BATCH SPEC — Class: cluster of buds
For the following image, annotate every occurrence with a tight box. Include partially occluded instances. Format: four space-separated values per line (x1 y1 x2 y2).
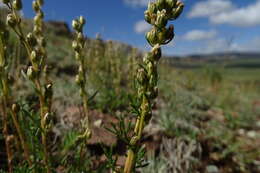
72 16 87 92
32 0 47 69
136 0 184 130
4 0 22 28
72 16 92 140
124 1 184 172
33 0 44 36
145 0 183 46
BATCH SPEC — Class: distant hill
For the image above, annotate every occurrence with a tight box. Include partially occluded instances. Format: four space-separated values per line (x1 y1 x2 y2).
166 52 260 60
163 52 260 69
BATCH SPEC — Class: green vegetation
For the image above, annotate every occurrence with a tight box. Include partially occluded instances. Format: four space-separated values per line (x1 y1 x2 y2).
0 0 259 173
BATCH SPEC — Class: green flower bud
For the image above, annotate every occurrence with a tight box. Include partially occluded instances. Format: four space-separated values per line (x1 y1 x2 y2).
85 129 92 139
6 14 17 28
144 10 151 24
143 52 152 64
75 74 84 86
72 19 80 31
79 16 86 26
72 40 81 52
77 32 85 44
137 68 147 85
151 44 162 61
34 15 41 26
30 50 37 63
44 83 53 100
27 66 36 80
147 2 157 14
38 37 46 47
157 28 167 45
171 1 184 20
38 10 44 19
137 87 145 98
13 0 23 11
12 103 20 113
33 26 42 35
32 1 40 12
147 61 154 76
26 33 37 47
75 52 81 61
155 10 167 28
145 28 158 46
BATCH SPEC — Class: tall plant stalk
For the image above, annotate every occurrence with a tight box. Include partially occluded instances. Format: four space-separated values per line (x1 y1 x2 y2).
0 23 14 173
123 0 184 172
3 0 53 172
72 16 92 143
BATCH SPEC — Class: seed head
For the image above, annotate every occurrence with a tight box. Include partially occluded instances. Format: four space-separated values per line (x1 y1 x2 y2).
79 16 86 26
13 0 23 11
137 68 147 85
6 14 17 28
147 2 157 14
171 1 184 20
146 28 158 46
72 19 81 31
26 33 37 47
151 44 161 61
32 1 40 12
27 66 36 80
72 40 81 52
155 10 167 28
12 103 20 113
31 50 37 63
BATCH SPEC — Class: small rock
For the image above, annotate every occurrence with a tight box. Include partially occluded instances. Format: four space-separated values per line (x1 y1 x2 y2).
247 131 256 138
238 129 245 135
206 165 219 173
94 119 102 127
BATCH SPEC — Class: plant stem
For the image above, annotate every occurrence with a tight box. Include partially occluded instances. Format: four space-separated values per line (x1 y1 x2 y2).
10 107 32 166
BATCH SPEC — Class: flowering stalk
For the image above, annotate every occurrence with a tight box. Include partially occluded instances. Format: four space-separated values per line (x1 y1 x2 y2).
3 0 53 172
72 16 92 142
11 104 32 166
123 0 184 172
0 19 14 173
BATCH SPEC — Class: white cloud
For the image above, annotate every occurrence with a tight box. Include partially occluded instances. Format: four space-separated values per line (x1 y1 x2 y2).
210 0 260 27
188 0 234 18
183 30 217 41
193 37 260 54
189 0 260 27
231 37 260 52
123 0 154 7
134 20 151 34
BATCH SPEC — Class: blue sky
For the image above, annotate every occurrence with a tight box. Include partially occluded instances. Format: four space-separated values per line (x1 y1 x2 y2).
2 0 260 55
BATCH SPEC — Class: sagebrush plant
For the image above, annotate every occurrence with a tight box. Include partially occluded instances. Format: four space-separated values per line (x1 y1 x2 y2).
2 0 53 172
123 0 184 172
